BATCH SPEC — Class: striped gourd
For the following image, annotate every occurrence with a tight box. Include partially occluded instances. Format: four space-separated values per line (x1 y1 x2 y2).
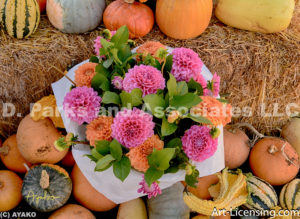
280 178 300 210
0 0 40 39
244 175 278 210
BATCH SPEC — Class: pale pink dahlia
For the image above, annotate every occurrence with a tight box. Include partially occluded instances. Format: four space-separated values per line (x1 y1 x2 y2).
122 65 165 96
111 108 155 148
94 30 117 56
171 48 203 82
138 175 162 199
181 125 218 162
112 76 123 90
63 86 101 125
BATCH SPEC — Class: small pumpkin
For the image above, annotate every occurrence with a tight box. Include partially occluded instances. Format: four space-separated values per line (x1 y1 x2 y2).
223 126 250 169
17 115 68 164
49 204 96 219
147 182 190 219
279 178 300 210
71 164 117 211
0 134 31 173
22 164 72 212
156 0 213 39
282 118 300 161
61 150 75 167
249 137 299 186
46 0 106 33
0 0 40 39
117 198 147 219
244 175 278 210
0 170 23 212
36 0 47 13
103 0 154 39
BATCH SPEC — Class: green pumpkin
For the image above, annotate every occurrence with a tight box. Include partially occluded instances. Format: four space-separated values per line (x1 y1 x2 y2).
280 178 300 210
22 164 72 212
244 175 278 210
0 0 40 39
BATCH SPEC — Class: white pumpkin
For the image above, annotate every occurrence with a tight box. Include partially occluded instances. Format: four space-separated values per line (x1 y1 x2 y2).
46 0 106 33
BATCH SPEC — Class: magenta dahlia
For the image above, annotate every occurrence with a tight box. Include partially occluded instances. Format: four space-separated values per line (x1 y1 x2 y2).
196 74 209 96
112 76 123 90
181 125 218 162
137 175 162 199
122 65 165 96
94 30 116 56
111 108 155 148
63 86 101 125
171 48 203 82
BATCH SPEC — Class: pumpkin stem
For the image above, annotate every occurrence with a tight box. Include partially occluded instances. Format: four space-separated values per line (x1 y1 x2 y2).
24 163 30 172
0 146 9 155
40 170 50 189
124 0 135 3
281 143 299 168
268 144 279 154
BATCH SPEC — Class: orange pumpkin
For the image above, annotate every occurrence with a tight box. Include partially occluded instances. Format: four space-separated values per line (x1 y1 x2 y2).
0 134 31 173
249 137 299 186
61 150 75 167
223 127 250 169
71 164 117 211
156 0 213 39
103 0 154 39
0 170 23 211
49 204 96 219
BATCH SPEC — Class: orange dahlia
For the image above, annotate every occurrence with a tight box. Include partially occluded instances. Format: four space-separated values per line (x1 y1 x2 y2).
86 116 114 147
75 62 97 87
190 96 232 126
127 135 164 172
136 41 166 63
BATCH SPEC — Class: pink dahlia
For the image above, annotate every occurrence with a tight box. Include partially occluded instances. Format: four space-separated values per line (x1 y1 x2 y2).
63 86 101 125
112 76 123 90
171 48 203 82
207 73 220 97
138 175 162 199
122 65 165 96
181 125 218 162
111 108 155 148
196 74 209 96
94 30 117 56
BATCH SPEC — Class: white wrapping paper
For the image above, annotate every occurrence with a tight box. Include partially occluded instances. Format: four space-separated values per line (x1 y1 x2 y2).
52 50 225 204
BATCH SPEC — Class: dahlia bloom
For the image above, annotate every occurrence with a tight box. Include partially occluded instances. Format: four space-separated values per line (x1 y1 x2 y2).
123 65 165 96
127 135 164 172
196 74 209 96
75 62 97 87
190 96 232 126
112 76 123 90
207 73 221 97
171 48 203 82
111 108 155 148
181 125 218 162
94 30 116 56
136 41 166 63
138 175 162 199
63 86 101 125
86 116 114 147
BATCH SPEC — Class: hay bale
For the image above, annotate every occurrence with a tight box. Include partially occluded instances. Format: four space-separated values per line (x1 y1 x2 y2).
0 2 299 137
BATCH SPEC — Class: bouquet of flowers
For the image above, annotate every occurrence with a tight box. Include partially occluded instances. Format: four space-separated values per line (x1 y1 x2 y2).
53 26 232 202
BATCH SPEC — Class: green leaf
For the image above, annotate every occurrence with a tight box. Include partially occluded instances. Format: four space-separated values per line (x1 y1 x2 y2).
185 169 199 188
187 114 212 125
89 56 99 63
144 167 164 186
148 148 176 171
188 78 203 96
95 140 111 156
100 38 114 50
111 48 122 64
85 154 98 162
166 138 182 148
118 44 132 62
109 140 123 161
110 25 129 49
176 81 188 96
217 98 228 103
165 166 179 174
170 93 202 109
103 57 114 68
91 148 103 160
167 74 177 97
91 73 110 92
130 88 143 106
95 64 110 78
102 91 121 105
95 154 115 171
161 117 177 136
164 55 173 73
143 94 166 116
113 156 131 182
120 91 132 108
